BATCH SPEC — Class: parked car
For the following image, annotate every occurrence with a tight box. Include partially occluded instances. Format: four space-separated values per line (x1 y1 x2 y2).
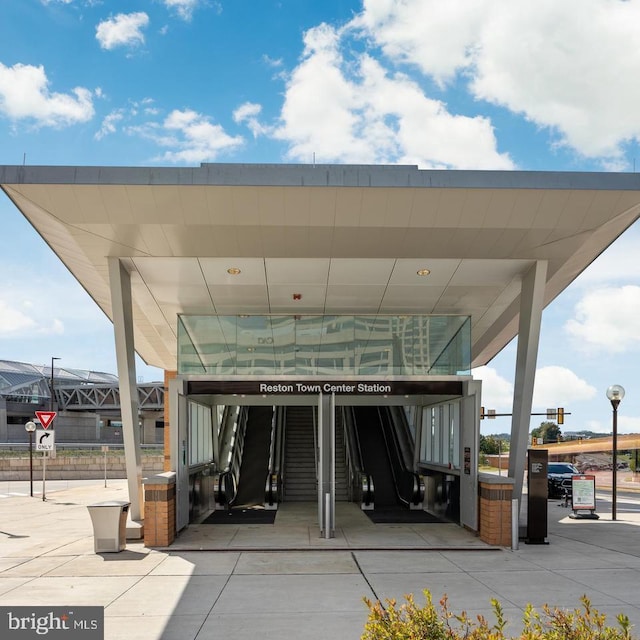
547 462 579 498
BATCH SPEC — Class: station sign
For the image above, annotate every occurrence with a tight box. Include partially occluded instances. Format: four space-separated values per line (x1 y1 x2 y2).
187 379 463 396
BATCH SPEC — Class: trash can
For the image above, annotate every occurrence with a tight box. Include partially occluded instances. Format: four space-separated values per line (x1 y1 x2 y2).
87 501 130 553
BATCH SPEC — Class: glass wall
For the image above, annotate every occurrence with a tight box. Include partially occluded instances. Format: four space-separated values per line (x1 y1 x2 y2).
420 401 461 469
177 314 470 376
188 399 213 466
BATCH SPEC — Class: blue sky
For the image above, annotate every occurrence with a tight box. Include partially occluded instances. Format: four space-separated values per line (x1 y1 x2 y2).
2 0 640 435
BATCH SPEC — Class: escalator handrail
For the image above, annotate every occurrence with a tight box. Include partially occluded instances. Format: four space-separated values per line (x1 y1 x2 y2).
265 406 285 505
378 406 409 506
345 406 375 507
387 406 425 505
225 406 249 506
389 405 415 470
347 406 366 472
217 405 240 471
380 406 424 506
266 406 278 477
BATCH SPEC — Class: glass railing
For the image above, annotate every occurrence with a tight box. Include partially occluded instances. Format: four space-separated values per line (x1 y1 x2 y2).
177 314 470 376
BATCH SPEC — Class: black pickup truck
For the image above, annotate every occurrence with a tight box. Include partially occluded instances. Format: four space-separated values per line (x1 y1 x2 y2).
547 462 579 498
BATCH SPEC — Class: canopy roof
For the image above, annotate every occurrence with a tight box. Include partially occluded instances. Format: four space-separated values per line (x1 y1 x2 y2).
2 163 639 372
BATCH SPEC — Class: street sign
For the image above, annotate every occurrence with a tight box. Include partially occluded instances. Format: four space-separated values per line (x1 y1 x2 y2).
36 429 55 451
35 411 56 429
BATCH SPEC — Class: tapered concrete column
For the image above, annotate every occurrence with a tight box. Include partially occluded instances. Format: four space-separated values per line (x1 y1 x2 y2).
508 260 547 504
108 257 143 521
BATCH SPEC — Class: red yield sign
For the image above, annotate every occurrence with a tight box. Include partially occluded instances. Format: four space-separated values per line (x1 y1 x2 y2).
35 411 56 429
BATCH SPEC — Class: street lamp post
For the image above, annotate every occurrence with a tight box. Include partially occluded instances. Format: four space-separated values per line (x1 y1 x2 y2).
24 421 36 497
50 357 60 411
42 357 60 503
606 384 625 521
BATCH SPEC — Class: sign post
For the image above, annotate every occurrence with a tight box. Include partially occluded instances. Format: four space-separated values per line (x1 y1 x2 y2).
34 412 56 501
102 445 109 487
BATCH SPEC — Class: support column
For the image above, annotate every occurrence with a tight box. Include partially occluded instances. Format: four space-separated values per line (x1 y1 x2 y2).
508 260 547 504
0 398 7 442
141 415 157 444
164 370 177 472
108 257 143 521
318 393 335 538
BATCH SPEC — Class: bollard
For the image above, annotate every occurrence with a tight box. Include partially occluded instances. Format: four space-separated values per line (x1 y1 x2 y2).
511 498 519 550
325 492 331 539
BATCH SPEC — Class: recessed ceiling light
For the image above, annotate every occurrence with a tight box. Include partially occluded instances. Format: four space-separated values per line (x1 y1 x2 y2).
417 268 431 276
227 267 241 275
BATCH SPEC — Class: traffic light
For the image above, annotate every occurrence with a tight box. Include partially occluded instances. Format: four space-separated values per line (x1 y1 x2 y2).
557 407 564 425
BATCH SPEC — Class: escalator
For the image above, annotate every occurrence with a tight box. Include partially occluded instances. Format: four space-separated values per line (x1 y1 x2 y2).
232 406 274 507
353 406 398 506
351 405 424 514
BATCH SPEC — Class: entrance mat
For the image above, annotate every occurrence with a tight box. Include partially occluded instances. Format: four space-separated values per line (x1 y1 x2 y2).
364 508 447 524
201 508 277 525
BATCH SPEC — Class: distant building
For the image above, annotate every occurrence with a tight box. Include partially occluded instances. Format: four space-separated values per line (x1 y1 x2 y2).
0 359 164 444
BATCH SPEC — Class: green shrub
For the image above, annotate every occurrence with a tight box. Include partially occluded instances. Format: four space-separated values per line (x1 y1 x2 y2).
362 590 633 640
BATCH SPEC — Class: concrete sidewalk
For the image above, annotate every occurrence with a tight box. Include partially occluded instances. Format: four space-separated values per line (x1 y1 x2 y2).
2 480 640 639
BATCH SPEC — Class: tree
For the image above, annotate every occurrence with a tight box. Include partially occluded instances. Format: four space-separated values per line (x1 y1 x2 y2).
531 421 562 444
479 435 508 455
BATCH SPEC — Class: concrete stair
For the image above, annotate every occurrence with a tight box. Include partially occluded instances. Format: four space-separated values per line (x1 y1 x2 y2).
335 413 349 502
284 407 317 501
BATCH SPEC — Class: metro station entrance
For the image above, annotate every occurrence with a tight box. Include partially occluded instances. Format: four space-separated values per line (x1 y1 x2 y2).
170 377 480 539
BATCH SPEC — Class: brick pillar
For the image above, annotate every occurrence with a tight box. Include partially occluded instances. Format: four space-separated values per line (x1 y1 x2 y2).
478 476 514 546
163 371 177 472
143 472 176 547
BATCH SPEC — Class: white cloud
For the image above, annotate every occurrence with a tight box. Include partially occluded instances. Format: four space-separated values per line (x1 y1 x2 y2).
474 364 597 423
273 23 513 169
472 366 513 411
164 0 199 21
353 0 640 163
0 63 94 127
532 366 596 408
262 54 283 68
0 298 65 337
36 318 65 336
95 109 124 140
565 286 640 352
617 415 640 435
233 102 268 138
585 415 640 435
130 109 244 163
0 301 37 334
96 12 149 50
353 0 485 85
